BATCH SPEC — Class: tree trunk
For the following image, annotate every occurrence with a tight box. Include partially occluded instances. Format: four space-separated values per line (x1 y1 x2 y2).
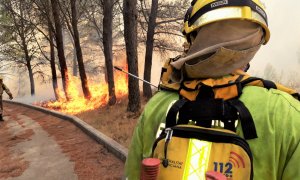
20 34 35 96
18 0 35 96
123 0 141 112
73 48 78 76
27 61 35 96
103 0 116 106
70 0 91 99
22 40 35 96
143 0 158 99
50 0 70 100
48 19 59 100
21 35 35 96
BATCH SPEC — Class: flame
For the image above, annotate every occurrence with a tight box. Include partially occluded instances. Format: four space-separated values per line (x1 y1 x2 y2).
40 67 128 114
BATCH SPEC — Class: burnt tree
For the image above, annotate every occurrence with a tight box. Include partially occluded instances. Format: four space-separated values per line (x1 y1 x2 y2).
48 20 59 99
143 0 158 99
70 0 91 99
103 0 116 105
51 0 70 100
44 0 59 99
123 0 141 112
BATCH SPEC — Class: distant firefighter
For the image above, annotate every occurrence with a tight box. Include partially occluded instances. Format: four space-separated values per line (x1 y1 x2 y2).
0 76 13 121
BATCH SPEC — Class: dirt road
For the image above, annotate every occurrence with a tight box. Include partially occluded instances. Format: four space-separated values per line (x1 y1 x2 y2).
0 102 124 180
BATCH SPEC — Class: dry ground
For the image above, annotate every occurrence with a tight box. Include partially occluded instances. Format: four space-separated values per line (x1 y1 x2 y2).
76 96 149 149
1 103 124 180
0 95 148 179
0 121 30 179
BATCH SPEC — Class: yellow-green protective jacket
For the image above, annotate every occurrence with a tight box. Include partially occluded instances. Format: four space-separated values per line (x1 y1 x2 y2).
125 86 300 180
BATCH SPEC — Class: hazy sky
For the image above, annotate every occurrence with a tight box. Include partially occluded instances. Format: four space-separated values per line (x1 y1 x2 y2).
251 0 300 74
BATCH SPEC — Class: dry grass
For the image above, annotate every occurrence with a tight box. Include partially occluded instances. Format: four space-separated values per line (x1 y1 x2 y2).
76 95 149 148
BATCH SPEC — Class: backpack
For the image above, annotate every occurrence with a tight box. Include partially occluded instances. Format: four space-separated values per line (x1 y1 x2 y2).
151 58 300 180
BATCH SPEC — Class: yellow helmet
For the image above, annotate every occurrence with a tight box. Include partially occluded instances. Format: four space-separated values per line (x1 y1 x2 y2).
183 0 270 44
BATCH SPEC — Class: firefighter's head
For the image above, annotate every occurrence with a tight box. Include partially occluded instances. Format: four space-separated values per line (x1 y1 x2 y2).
171 0 269 79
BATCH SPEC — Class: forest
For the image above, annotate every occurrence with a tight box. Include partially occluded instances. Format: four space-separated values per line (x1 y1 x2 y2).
0 0 299 114
0 0 190 113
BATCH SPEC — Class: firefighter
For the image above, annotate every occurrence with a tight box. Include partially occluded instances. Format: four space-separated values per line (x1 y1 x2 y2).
0 76 13 121
125 0 300 179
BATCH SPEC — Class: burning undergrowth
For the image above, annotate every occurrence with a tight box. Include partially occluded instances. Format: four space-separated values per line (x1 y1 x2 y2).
37 68 128 114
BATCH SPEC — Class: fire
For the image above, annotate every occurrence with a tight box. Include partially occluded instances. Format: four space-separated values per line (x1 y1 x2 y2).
41 68 128 114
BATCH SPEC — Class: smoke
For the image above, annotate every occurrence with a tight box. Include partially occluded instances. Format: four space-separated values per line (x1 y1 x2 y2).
12 82 56 104
4 73 58 104
13 95 52 104
250 0 300 75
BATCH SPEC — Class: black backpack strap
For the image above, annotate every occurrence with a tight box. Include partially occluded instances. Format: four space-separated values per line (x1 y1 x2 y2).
235 75 245 97
241 77 278 90
178 98 237 128
243 77 299 101
196 84 214 100
262 80 277 89
165 98 188 128
228 99 258 140
166 85 239 130
292 93 300 101
240 77 263 87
